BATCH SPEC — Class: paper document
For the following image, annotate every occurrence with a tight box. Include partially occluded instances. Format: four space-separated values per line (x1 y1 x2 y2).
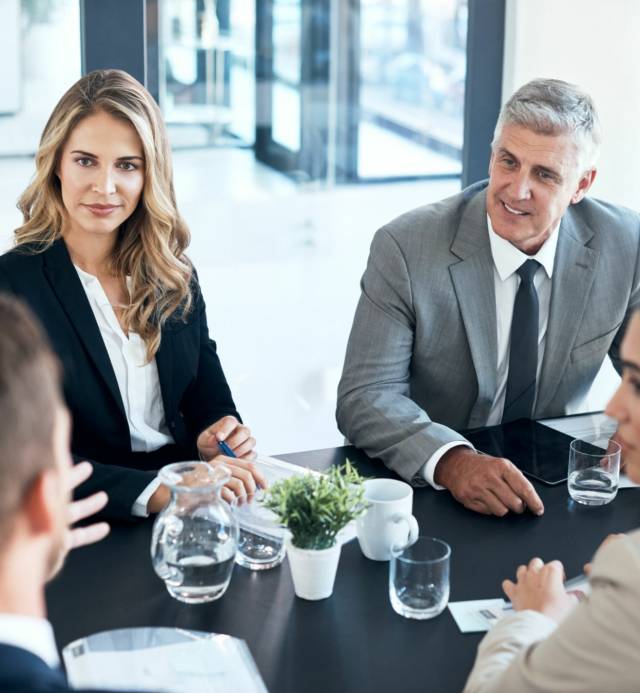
538 413 616 438
64 628 267 693
619 473 640 489
448 599 509 633
449 574 591 634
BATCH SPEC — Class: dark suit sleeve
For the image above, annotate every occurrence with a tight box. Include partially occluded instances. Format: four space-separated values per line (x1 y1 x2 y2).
180 277 241 438
73 455 156 523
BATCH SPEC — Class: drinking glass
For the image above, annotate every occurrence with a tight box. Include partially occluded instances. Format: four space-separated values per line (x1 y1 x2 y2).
232 495 286 571
151 462 238 603
568 434 621 506
389 536 450 620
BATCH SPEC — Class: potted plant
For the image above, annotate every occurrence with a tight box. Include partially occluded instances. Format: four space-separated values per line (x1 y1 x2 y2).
264 461 368 600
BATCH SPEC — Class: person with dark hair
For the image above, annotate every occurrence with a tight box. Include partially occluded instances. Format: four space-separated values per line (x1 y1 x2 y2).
464 309 640 692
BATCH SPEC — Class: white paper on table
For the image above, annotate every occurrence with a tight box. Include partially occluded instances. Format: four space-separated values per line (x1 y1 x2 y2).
449 574 591 634
64 630 267 693
538 413 616 439
448 599 510 633
619 473 640 489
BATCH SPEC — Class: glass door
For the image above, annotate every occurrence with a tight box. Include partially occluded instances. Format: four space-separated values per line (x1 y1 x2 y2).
344 0 468 182
255 0 330 181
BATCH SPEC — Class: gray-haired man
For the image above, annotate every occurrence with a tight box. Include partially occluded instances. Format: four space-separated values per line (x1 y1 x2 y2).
337 78 640 517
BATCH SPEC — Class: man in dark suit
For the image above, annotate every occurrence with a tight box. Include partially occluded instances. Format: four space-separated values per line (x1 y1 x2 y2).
0 294 152 692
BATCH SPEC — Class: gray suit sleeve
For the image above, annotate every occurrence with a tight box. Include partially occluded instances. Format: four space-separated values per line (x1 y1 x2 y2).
336 227 467 482
609 217 640 374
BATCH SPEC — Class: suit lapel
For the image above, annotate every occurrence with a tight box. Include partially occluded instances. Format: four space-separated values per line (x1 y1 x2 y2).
155 324 174 422
535 209 599 414
42 240 126 419
449 190 498 427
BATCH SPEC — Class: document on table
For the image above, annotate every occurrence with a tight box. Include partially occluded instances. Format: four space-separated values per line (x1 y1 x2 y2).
448 599 510 633
449 575 591 634
63 628 267 692
538 412 616 438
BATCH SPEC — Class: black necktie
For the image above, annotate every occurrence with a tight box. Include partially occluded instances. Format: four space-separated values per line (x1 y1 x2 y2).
502 259 540 422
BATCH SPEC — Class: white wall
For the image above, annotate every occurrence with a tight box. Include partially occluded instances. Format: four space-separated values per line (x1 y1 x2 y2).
503 0 640 211
503 0 640 409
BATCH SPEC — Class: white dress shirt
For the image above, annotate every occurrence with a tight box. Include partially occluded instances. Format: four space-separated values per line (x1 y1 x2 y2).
0 614 59 669
75 266 169 516
421 217 560 488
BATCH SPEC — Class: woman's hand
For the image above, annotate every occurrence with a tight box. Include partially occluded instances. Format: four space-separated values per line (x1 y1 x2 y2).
197 416 266 501
502 557 578 623
197 415 257 461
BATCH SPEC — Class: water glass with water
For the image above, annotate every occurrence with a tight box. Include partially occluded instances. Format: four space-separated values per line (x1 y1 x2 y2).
389 536 450 620
568 434 621 506
232 495 286 570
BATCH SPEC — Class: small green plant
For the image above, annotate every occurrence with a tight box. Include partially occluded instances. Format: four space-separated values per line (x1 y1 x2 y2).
264 461 368 550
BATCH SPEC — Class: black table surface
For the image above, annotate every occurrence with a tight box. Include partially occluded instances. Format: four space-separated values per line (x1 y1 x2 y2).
47 445 640 693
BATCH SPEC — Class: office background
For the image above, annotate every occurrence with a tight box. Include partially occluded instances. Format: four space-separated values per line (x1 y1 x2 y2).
0 0 630 454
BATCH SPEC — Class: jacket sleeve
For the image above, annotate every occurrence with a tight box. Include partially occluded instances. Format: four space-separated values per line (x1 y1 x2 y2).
179 275 241 439
609 216 640 374
336 227 469 483
463 534 640 693
73 455 157 523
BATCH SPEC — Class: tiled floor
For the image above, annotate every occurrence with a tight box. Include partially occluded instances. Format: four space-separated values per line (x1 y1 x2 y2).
0 148 617 457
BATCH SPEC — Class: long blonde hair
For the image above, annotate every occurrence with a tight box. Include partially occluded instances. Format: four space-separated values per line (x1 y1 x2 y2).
15 69 192 359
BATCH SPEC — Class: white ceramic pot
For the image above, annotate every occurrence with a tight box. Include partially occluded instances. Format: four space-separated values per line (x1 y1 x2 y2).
285 537 342 600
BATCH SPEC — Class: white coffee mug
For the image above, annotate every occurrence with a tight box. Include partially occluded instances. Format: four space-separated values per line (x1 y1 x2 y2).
357 479 419 561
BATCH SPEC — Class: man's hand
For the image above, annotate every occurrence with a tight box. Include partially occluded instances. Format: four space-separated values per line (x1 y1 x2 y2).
503 557 578 623
434 447 544 516
66 461 110 550
197 415 257 461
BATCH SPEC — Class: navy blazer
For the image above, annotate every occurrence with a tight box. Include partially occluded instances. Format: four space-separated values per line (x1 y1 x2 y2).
0 240 240 520
0 643 151 692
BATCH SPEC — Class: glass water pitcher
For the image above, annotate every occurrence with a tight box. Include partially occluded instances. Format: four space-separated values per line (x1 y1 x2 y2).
151 461 238 604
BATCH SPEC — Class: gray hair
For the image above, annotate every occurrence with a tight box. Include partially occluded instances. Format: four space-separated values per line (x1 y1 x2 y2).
493 78 602 170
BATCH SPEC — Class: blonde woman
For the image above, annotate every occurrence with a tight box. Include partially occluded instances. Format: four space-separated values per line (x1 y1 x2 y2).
463 311 640 692
0 69 264 520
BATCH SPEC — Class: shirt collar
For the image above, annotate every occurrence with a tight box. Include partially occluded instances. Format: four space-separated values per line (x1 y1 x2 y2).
0 614 59 669
487 214 560 281
73 264 132 308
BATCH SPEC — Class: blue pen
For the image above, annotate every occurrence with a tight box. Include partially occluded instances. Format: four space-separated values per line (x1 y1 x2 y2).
217 439 237 458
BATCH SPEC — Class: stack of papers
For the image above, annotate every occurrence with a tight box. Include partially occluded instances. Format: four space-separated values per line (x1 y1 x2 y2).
64 627 267 692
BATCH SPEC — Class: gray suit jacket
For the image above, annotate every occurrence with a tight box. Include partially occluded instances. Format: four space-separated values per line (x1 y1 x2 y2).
463 530 640 693
336 182 640 482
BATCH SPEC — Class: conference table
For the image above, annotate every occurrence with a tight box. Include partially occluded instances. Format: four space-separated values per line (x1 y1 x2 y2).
47 441 640 693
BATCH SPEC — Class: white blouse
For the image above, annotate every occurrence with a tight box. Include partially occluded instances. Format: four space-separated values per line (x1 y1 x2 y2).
74 265 174 453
